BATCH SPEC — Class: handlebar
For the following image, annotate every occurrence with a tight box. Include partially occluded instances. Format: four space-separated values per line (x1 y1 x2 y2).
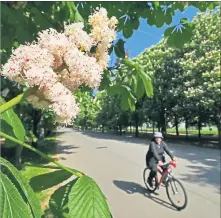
159 160 177 168
170 160 177 168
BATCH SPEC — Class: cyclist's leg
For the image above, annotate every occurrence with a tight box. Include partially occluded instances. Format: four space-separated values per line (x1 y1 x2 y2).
148 162 158 186
149 164 157 178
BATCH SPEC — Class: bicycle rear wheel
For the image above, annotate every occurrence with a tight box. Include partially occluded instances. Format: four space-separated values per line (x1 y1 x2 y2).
166 176 188 210
143 167 158 193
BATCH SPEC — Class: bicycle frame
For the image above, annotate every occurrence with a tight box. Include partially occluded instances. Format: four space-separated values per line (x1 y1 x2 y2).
155 161 176 187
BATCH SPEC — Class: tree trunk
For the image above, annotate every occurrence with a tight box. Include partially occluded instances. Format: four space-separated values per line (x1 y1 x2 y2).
198 117 201 138
175 114 179 136
130 125 132 133
185 118 188 140
44 117 52 137
161 126 167 139
135 121 139 138
119 125 122 135
218 127 221 149
160 104 167 138
14 145 23 170
157 122 160 132
152 122 155 133
161 117 167 138
215 117 221 148
102 125 104 133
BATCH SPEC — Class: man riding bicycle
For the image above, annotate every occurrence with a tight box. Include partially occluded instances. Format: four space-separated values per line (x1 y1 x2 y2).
145 132 176 187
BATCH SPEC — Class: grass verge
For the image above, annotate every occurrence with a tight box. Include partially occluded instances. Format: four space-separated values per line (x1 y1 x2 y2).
20 136 61 212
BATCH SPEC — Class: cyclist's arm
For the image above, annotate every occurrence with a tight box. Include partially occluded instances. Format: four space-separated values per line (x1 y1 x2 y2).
150 142 160 162
163 142 174 160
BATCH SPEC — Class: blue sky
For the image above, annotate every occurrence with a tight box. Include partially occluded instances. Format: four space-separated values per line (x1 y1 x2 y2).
109 6 200 66
94 6 200 94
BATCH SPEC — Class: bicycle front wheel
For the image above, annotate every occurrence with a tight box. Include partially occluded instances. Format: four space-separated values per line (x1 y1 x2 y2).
166 176 188 210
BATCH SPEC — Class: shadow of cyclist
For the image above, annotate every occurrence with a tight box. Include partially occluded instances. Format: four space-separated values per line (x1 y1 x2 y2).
113 180 178 211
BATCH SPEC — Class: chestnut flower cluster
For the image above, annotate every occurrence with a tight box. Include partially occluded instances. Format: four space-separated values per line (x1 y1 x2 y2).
1 7 118 124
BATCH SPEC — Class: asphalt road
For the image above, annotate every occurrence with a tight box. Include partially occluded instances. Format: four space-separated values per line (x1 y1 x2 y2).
57 129 220 218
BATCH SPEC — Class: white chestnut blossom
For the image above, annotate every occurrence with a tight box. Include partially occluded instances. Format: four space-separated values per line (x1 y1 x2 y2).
1 7 118 124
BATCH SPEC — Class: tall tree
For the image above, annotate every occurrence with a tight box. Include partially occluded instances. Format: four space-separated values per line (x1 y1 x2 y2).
180 11 221 144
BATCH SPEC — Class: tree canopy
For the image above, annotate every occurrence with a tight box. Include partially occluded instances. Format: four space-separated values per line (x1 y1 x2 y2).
1 1 219 62
77 11 221 145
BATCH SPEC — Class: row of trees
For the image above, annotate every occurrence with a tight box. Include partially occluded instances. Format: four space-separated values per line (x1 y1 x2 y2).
75 11 221 146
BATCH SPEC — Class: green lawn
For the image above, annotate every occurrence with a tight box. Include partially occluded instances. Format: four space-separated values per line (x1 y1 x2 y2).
166 128 218 135
135 127 218 136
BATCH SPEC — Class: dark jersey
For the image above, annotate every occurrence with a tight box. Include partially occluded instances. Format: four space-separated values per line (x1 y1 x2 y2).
146 141 174 164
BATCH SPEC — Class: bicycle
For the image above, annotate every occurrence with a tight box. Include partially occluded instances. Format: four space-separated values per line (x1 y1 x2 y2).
143 160 188 210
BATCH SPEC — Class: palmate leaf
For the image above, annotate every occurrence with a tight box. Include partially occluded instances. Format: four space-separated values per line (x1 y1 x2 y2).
107 84 122 96
138 70 153 97
49 179 77 218
68 176 112 218
128 92 136 111
131 18 140 30
0 157 42 218
99 70 111 91
164 20 194 48
122 59 136 70
0 96 26 142
0 120 17 147
0 173 32 218
107 84 136 111
114 39 125 58
120 95 130 111
66 2 84 22
123 24 133 39
130 75 137 91
135 75 145 100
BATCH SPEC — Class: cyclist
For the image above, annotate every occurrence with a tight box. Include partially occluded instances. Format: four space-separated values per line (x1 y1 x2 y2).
145 132 176 187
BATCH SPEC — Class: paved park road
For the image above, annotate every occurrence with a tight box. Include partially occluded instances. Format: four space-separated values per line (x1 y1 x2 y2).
57 129 220 218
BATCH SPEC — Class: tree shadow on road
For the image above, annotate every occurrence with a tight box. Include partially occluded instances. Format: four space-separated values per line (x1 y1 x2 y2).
79 130 149 145
113 180 177 211
170 147 221 190
79 130 218 148
179 164 221 191
56 145 79 154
